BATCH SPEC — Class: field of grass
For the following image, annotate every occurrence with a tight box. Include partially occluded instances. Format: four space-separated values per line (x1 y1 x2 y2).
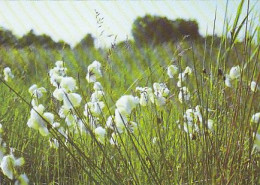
0 4 259 185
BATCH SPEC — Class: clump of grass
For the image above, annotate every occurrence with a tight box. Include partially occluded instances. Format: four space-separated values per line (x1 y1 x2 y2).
0 1 259 184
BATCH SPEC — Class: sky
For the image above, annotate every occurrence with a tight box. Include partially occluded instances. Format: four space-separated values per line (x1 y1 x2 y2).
0 1 259 47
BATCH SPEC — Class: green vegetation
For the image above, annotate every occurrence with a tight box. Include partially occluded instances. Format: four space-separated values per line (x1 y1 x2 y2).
132 15 200 46
0 1 259 184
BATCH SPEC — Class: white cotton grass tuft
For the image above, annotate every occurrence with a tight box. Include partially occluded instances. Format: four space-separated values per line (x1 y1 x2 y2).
3 67 14 82
60 77 77 92
63 93 82 109
176 66 192 87
49 61 67 87
0 139 7 162
58 106 70 119
225 74 232 87
178 87 190 103
83 79 105 131
154 95 166 107
136 83 169 108
114 109 128 133
0 125 28 182
83 79 105 130
0 155 15 179
139 93 149 106
110 132 119 145
151 83 170 108
91 91 105 102
152 137 157 144
52 122 60 128
27 104 53 136
53 88 66 101
229 65 241 80
254 133 260 151
181 105 215 136
93 82 103 91
106 116 114 129
136 87 154 106
167 65 178 78
28 84 47 99
85 101 105 117
112 108 139 134
250 81 259 92
0 124 3 134
184 66 193 75
50 73 63 88
0 154 25 180
153 83 170 97
116 95 139 116
15 173 29 185
224 66 242 88
55 61 64 68
94 126 106 144
86 60 102 83
251 113 260 124
207 119 214 131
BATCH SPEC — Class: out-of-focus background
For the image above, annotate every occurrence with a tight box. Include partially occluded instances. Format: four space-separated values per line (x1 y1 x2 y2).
0 1 259 47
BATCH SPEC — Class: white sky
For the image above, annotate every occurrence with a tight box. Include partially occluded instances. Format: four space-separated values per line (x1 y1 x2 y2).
0 1 259 47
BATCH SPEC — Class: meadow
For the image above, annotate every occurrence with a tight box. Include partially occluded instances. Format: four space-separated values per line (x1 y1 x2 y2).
0 4 259 185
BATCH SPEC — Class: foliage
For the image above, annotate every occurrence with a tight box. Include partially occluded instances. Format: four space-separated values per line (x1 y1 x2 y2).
0 29 70 50
0 34 259 183
131 14 201 46
0 27 18 47
17 30 70 49
174 18 200 39
0 2 259 184
74 33 95 49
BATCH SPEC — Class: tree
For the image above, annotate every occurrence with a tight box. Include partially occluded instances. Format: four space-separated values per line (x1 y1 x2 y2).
37 34 57 48
56 40 71 50
17 29 70 49
174 18 200 39
131 15 201 46
0 28 18 47
17 29 38 48
132 15 180 46
74 34 95 49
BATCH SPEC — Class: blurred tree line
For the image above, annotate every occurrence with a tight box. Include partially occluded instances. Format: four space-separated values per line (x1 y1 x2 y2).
0 28 71 49
0 15 224 49
131 14 223 46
